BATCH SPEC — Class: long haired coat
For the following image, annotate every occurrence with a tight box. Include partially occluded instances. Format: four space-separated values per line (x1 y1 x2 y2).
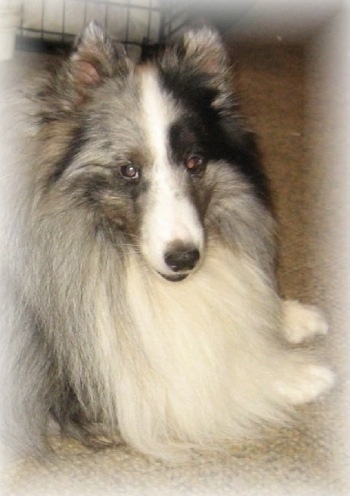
0 23 334 459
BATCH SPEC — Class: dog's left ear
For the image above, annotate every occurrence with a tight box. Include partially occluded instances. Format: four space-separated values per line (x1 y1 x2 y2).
180 27 228 78
161 26 233 111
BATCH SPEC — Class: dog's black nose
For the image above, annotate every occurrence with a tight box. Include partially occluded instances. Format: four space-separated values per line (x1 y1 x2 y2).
164 245 200 273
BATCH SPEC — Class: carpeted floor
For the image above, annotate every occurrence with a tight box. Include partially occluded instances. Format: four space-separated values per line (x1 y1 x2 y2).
0 30 349 496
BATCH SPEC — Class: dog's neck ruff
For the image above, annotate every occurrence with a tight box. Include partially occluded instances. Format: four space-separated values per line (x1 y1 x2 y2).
93 243 285 457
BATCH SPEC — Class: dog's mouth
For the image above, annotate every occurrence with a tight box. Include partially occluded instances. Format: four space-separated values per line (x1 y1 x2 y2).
158 272 189 282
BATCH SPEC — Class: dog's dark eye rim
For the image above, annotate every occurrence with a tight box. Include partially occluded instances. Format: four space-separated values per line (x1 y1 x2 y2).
184 153 206 174
119 163 140 180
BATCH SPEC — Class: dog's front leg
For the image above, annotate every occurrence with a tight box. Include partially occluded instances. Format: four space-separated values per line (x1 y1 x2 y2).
282 299 329 344
271 299 335 405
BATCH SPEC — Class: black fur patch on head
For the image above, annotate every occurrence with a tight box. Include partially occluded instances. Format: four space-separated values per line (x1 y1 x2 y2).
162 69 270 204
156 27 271 204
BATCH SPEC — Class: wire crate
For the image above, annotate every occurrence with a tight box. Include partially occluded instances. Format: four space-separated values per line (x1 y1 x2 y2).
15 0 196 59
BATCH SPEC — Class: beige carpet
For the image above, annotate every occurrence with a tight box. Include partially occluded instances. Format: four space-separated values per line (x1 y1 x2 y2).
0 29 349 496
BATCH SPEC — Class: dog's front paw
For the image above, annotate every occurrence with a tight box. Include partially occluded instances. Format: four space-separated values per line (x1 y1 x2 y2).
275 364 335 405
282 300 329 344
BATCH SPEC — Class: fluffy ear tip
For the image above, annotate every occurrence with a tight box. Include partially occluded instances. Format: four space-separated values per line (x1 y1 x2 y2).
183 25 222 45
76 20 106 46
85 20 104 34
76 21 127 58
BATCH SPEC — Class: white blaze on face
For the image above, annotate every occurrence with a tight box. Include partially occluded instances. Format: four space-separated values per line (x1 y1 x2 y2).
139 68 204 277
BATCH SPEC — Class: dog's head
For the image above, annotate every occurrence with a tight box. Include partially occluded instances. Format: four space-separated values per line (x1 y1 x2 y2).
35 22 265 281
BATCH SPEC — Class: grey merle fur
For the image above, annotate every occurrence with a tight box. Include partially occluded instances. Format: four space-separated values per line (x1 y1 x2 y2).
3 22 279 453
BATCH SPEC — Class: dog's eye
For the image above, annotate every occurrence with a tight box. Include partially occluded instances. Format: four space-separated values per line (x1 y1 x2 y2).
185 154 205 174
120 164 140 180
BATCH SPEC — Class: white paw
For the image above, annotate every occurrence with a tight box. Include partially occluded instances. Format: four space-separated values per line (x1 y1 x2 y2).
276 364 335 405
283 300 329 344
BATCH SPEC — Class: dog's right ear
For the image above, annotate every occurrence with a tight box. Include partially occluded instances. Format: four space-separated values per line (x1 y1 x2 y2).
70 21 129 91
36 22 131 118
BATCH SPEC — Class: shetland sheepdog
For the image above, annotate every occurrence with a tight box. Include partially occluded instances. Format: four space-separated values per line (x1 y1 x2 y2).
0 22 334 459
